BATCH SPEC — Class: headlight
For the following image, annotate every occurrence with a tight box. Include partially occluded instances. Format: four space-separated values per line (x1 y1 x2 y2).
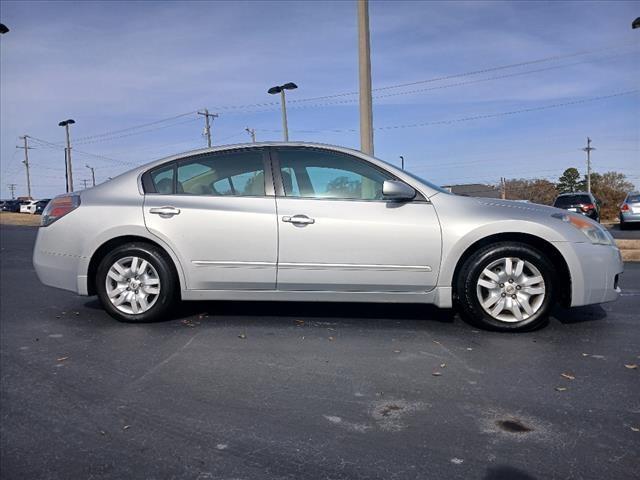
552 213 614 245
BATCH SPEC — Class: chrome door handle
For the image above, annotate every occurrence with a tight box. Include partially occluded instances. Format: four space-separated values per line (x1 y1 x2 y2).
282 214 315 225
149 206 181 217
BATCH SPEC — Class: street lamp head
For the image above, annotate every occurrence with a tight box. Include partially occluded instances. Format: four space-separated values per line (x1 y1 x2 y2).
58 119 75 127
268 82 298 94
0 24 9 34
633 17 640 29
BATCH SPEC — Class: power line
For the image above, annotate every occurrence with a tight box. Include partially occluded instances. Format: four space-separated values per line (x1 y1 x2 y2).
38 41 634 145
259 89 638 134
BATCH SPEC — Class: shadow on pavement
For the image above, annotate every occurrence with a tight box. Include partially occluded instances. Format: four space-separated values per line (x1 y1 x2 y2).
484 465 537 480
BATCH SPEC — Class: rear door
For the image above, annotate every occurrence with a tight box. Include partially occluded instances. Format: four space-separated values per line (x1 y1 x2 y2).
143 148 278 291
272 146 441 292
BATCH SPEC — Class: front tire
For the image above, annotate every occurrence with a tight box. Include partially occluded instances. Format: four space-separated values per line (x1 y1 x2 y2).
455 242 556 332
96 242 177 322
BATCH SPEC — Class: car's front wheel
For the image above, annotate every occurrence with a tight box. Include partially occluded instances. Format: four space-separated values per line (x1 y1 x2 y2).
455 242 556 332
96 242 177 322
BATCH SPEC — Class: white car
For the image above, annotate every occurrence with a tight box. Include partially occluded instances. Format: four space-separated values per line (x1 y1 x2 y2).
19 200 38 214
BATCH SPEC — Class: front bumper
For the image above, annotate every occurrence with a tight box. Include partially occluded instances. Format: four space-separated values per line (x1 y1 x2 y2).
554 242 623 307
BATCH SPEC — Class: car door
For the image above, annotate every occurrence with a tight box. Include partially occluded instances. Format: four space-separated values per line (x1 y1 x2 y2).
272 146 441 292
143 147 278 291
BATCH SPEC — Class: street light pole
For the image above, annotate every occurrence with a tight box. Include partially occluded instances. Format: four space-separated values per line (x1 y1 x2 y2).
358 0 374 155
245 128 256 143
58 119 76 192
399 155 404 170
86 164 96 187
268 82 298 141
280 90 289 141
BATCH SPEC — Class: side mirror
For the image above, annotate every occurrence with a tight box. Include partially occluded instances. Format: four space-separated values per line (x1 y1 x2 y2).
382 180 416 201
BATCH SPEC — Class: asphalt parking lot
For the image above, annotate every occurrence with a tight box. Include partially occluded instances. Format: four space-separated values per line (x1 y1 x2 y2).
1 225 638 480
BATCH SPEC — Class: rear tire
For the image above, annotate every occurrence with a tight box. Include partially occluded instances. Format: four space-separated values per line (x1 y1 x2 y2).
455 242 556 332
96 242 177 322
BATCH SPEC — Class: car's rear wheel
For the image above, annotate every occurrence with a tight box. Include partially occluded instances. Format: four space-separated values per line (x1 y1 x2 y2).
96 243 177 322
455 242 556 332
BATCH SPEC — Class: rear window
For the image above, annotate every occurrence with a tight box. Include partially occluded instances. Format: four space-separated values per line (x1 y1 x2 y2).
554 194 591 207
626 194 640 203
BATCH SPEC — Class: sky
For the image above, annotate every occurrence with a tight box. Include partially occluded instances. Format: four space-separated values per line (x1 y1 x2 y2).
0 0 638 199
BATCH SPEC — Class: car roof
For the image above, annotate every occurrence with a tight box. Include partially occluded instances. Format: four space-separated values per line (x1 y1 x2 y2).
556 191 592 197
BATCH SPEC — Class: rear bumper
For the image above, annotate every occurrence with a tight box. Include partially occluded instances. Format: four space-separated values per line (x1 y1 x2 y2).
620 212 640 223
33 227 89 295
554 242 623 307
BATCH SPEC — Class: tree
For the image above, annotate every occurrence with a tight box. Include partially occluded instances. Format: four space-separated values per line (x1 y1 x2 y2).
587 171 635 220
503 178 557 205
557 168 584 193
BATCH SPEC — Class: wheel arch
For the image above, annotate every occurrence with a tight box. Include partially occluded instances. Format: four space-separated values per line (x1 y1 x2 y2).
450 232 572 307
87 235 184 296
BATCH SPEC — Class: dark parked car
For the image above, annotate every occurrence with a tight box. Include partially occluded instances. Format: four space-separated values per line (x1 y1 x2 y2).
553 192 600 222
34 199 51 215
0 200 23 212
619 192 640 230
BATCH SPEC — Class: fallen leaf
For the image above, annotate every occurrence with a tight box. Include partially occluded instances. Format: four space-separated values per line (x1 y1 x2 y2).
123 425 130 430
432 340 441 345
440 363 446 368
466 348 473 351
432 371 442 376
328 336 335 341
238 334 247 339
74 312 80 316
294 320 305 326
100 430 106 436
631 426 639 432
555 387 568 392
561 373 575 380
582 353 589 357
57 356 69 362
624 364 638 369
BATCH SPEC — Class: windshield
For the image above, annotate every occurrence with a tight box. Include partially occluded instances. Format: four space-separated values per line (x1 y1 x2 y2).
400 170 451 194
554 194 592 207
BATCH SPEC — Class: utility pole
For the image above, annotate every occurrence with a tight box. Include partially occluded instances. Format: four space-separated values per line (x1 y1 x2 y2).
198 109 218 148
16 135 34 199
500 177 506 199
85 164 96 187
399 155 404 170
358 0 374 155
582 137 595 193
7 184 16 199
245 127 256 143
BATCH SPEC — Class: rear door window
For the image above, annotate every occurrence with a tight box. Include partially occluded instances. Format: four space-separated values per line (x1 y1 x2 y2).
177 150 265 196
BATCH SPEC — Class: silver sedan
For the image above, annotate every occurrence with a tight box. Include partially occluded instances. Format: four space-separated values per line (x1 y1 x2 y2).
33 143 623 331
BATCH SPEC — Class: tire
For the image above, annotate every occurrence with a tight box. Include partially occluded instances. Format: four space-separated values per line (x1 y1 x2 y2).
619 220 627 231
455 242 556 332
96 242 177 322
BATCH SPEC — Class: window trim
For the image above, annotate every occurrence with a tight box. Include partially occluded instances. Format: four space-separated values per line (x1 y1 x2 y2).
270 146 426 203
142 147 274 197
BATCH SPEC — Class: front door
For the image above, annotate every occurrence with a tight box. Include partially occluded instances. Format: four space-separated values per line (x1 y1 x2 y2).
272 147 441 292
143 148 278 291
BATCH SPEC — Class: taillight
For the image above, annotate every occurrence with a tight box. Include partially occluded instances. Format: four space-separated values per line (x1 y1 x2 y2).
621 203 630 212
581 203 595 212
41 194 81 227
